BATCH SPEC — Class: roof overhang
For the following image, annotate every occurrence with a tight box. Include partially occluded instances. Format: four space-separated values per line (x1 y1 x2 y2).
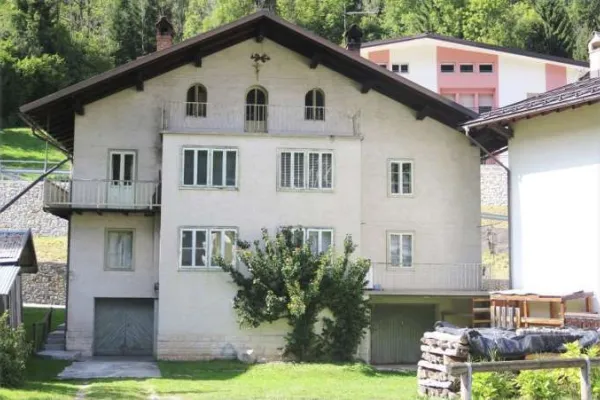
19 11 482 154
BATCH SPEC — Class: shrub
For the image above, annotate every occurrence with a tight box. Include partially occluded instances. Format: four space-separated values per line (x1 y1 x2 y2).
516 369 565 400
0 312 31 387
472 372 518 400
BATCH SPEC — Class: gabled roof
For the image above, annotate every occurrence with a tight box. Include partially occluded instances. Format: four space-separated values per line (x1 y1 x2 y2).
363 33 588 68
464 76 600 129
19 11 487 154
0 229 38 273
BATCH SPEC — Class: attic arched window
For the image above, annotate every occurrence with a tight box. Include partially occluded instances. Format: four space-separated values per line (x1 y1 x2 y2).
305 89 325 121
186 84 207 117
245 86 268 132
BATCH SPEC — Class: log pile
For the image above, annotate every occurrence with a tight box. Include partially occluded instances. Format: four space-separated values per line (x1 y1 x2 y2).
418 331 470 399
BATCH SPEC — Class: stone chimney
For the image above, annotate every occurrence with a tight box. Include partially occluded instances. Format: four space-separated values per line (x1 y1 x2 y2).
589 32 600 78
344 24 363 53
156 16 174 52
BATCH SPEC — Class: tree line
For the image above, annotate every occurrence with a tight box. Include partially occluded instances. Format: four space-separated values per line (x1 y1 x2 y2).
1 0 598 127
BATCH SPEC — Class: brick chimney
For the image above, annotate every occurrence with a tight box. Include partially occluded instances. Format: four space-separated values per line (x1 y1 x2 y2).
156 16 174 52
344 24 363 53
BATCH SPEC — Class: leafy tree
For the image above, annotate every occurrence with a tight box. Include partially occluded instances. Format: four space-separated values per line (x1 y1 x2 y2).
532 0 574 58
462 0 512 45
111 0 143 64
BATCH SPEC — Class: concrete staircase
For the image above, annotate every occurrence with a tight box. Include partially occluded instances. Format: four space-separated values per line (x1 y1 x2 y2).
36 323 81 361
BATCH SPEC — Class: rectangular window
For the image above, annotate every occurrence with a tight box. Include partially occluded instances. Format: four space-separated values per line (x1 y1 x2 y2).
478 94 494 114
180 228 236 268
400 64 409 73
440 63 455 73
390 160 413 195
182 148 237 188
105 230 134 270
392 64 399 72
279 150 333 190
479 63 493 73
389 232 413 267
460 64 474 73
305 228 333 255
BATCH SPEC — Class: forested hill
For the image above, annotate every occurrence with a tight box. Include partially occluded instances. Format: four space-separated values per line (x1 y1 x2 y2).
1 0 597 126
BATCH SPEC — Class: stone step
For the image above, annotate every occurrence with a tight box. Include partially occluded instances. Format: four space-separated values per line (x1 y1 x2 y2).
46 335 66 344
56 323 65 330
36 350 81 361
47 330 66 339
43 343 65 351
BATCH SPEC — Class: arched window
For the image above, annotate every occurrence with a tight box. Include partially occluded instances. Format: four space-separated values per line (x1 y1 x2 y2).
186 84 207 117
305 89 325 121
245 87 268 132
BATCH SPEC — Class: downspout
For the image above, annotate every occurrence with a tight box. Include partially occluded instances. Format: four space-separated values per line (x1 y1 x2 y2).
463 126 513 290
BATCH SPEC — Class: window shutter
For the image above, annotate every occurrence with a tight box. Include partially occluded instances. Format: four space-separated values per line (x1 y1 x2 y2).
281 152 292 188
321 153 333 188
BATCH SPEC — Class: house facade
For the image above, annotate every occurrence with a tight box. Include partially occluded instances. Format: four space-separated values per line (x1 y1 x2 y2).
361 34 587 112
463 33 600 317
20 13 504 364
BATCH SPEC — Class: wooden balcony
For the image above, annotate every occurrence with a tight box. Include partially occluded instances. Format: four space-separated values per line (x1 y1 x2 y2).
370 263 503 294
161 102 361 136
43 179 160 219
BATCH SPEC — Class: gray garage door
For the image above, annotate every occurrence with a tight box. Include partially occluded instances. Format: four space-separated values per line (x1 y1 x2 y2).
371 304 435 364
94 298 154 356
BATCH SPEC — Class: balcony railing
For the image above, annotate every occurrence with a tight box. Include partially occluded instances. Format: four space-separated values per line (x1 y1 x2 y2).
370 262 503 292
43 179 160 214
161 102 360 136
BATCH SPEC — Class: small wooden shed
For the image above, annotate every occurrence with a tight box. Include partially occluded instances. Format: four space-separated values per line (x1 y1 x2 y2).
490 290 596 329
0 229 38 327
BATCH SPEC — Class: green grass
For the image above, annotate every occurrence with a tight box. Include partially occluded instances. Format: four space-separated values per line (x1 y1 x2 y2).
22 307 66 343
0 128 65 162
0 360 419 400
33 236 68 263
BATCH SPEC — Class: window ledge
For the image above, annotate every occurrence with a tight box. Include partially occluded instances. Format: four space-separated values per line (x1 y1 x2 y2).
178 267 226 272
388 193 414 198
179 186 239 191
277 188 334 193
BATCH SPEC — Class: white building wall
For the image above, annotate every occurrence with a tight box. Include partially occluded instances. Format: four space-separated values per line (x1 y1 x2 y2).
498 56 546 106
510 106 600 310
66 214 158 355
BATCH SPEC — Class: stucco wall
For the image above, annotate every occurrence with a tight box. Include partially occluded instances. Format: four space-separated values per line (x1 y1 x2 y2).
510 105 600 310
66 214 158 356
70 38 481 360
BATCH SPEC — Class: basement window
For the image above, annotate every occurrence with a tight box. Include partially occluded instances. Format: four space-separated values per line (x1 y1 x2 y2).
440 63 455 73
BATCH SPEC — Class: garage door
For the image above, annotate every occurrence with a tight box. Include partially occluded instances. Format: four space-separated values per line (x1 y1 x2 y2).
94 298 154 356
370 304 435 364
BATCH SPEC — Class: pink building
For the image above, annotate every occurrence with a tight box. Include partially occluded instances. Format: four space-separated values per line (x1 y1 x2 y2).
361 34 588 113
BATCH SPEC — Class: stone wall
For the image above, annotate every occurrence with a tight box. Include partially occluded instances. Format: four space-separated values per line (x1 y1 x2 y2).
481 165 507 207
0 181 68 236
22 262 66 305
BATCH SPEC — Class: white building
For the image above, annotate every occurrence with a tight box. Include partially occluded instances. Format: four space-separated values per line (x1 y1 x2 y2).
20 12 500 364
463 33 600 317
361 34 587 112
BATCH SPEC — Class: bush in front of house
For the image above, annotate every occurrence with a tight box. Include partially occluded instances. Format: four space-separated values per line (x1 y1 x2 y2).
215 227 371 362
472 372 518 400
0 312 31 387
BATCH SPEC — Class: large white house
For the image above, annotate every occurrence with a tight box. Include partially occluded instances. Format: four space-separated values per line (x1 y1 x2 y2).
361 34 587 112
463 33 600 317
19 12 505 364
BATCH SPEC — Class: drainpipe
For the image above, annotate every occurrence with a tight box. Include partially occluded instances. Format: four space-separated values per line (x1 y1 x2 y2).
463 126 512 290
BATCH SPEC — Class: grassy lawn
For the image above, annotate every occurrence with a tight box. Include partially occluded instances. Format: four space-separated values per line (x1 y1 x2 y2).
33 236 68 263
22 307 66 343
0 128 66 163
0 359 419 400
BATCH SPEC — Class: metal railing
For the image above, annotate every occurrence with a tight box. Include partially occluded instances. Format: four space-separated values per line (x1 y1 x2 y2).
448 357 600 400
161 102 361 136
43 179 160 210
31 307 53 352
370 263 490 291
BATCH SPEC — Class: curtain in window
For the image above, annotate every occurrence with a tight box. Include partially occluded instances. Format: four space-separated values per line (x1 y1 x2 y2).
402 163 412 194
390 234 401 266
293 152 304 188
308 153 320 188
402 235 412 266
321 153 332 188
107 231 133 269
390 162 400 194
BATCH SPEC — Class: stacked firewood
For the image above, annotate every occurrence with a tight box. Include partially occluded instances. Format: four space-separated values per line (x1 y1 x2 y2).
418 331 470 399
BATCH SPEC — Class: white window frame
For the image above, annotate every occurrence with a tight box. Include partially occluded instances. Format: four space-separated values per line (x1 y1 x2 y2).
388 159 414 196
305 228 334 254
387 232 414 268
479 63 494 73
179 227 237 269
181 147 238 188
104 229 135 271
440 63 455 73
459 63 474 73
278 149 334 191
